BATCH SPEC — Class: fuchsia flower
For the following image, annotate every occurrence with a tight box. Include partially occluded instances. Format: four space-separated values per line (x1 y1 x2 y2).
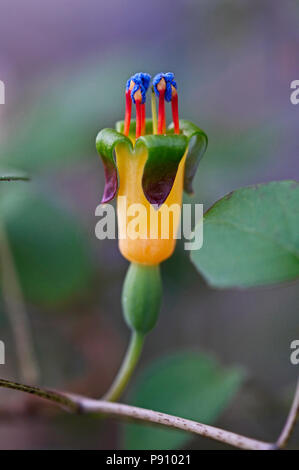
96 72 208 264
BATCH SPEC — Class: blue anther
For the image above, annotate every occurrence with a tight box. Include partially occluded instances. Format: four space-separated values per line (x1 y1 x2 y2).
153 72 177 102
140 73 151 92
125 72 151 104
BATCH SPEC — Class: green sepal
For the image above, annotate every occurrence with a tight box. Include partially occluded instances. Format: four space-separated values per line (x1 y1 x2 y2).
95 128 132 203
168 119 208 194
96 124 188 206
122 263 162 334
136 134 188 206
96 119 208 206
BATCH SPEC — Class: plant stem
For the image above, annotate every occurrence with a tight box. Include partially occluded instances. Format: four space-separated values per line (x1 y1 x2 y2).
276 377 299 448
0 219 39 384
103 331 144 402
0 377 298 450
0 377 274 449
0 176 29 182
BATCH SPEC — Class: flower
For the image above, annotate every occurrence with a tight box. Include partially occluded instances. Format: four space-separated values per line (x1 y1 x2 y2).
96 72 208 265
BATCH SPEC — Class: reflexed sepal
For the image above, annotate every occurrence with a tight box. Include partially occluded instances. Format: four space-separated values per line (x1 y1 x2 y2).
97 119 207 206
95 129 132 203
169 119 208 194
98 122 188 207
136 134 188 207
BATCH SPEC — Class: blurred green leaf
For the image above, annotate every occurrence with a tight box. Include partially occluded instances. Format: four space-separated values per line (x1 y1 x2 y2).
0 56 143 173
124 351 243 450
0 185 93 306
191 181 299 288
207 122 281 170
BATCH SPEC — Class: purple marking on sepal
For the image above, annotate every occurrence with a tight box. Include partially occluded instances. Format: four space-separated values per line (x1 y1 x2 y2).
101 159 118 204
142 172 179 208
96 128 132 205
139 134 188 208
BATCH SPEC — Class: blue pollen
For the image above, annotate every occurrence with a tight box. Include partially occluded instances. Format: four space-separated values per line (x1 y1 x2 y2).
153 72 177 102
126 72 151 104
140 73 151 92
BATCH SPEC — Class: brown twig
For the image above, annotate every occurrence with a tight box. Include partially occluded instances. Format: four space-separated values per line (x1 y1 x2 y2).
276 378 299 449
0 175 30 182
0 377 298 450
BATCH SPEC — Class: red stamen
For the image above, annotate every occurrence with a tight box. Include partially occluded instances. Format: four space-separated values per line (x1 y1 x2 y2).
141 103 146 135
158 89 166 135
135 99 142 139
171 89 180 134
124 89 132 136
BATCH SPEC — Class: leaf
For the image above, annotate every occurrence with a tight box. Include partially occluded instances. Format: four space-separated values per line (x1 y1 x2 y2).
191 180 299 288
123 351 243 450
0 185 93 306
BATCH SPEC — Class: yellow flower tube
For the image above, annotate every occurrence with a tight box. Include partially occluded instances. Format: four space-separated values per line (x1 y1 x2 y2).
116 144 187 265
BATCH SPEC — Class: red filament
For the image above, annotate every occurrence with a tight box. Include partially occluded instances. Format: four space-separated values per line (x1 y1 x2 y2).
171 91 180 134
158 89 166 134
124 89 132 136
141 103 146 135
135 99 142 139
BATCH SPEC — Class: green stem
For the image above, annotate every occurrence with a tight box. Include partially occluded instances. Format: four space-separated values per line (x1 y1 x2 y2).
103 331 144 402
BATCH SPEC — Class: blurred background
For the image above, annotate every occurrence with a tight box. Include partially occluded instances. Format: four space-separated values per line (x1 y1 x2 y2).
0 0 298 450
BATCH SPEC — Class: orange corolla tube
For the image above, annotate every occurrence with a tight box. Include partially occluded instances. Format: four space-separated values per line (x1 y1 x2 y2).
116 144 187 265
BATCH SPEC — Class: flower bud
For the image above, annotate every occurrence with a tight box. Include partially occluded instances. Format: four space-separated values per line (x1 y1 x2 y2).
122 263 162 334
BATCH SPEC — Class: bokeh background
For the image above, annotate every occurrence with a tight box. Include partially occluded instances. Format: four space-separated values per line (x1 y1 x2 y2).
0 0 298 450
